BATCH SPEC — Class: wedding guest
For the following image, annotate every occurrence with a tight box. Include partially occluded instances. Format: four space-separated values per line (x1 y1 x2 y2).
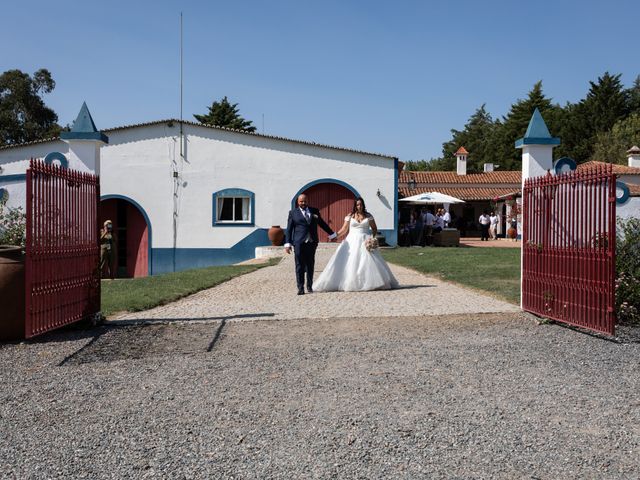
434 210 444 233
442 209 451 228
489 211 499 240
479 211 491 241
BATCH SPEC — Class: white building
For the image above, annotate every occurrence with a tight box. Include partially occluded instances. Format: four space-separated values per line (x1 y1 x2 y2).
0 105 399 277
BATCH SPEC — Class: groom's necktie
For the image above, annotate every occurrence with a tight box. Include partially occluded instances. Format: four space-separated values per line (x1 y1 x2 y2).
303 209 311 242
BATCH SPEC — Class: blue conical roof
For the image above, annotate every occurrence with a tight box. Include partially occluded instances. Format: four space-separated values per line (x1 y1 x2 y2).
515 108 560 148
60 102 108 143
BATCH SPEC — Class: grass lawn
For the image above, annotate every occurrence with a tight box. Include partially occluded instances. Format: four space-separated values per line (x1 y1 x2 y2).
381 247 521 304
101 259 279 317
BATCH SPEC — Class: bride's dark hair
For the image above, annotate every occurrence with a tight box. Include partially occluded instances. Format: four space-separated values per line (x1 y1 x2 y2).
351 197 368 216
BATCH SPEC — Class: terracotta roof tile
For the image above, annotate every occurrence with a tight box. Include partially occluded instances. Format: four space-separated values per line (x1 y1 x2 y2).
628 184 640 196
578 160 640 175
400 170 521 184
1 119 396 160
454 146 468 155
398 186 519 201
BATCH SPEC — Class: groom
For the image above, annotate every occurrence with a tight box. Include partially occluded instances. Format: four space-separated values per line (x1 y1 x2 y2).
284 194 337 295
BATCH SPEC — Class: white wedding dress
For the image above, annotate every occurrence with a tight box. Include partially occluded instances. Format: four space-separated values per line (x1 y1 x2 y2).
313 215 399 292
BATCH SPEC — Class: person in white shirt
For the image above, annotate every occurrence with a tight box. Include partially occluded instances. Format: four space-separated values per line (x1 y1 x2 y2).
478 211 491 241
442 209 451 228
489 212 499 240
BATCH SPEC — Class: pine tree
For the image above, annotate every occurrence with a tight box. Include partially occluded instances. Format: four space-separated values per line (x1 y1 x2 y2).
559 72 629 162
194 96 256 132
489 81 562 170
441 104 496 172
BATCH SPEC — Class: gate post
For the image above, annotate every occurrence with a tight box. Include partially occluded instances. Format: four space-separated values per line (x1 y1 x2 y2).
515 108 560 308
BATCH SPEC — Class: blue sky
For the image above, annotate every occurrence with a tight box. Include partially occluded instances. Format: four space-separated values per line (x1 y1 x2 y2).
2 0 638 161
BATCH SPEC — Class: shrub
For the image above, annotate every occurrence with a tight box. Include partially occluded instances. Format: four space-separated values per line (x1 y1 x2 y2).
0 198 26 247
616 218 640 324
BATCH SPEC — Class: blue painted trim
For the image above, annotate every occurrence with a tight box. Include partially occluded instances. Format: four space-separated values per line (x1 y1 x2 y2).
554 157 577 175
515 137 561 148
379 229 397 246
44 151 69 169
60 131 109 143
391 158 399 246
212 188 255 226
616 181 630 204
290 178 361 209
151 228 270 273
100 194 153 276
0 174 26 183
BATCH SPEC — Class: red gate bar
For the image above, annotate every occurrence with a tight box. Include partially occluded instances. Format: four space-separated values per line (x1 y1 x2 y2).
24 159 100 339
522 163 616 335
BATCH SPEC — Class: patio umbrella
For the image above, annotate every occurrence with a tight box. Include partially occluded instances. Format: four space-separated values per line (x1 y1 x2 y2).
399 191 465 204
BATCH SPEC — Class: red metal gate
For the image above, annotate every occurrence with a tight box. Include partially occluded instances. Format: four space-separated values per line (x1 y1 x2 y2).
522 164 616 335
25 159 100 338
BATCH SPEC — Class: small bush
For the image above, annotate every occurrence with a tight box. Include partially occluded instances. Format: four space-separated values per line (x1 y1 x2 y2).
0 199 26 247
616 218 640 324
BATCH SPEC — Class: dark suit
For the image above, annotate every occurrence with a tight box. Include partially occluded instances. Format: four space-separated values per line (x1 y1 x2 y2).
286 207 335 292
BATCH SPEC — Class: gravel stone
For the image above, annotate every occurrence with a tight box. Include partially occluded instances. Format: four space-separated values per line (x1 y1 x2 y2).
1 248 638 478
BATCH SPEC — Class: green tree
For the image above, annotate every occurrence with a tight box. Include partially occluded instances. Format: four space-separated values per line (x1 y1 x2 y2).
441 104 496 172
627 75 640 114
591 113 640 164
404 157 451 171
0 69 61 146
194 96 256 132
559 72 629 162
489 81 562 170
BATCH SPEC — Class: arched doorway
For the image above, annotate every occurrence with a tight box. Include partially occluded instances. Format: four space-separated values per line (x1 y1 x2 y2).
100 197 150 277
298 181 357 242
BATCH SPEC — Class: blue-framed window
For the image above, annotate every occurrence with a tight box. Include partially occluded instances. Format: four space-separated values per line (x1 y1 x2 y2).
212 188 255 226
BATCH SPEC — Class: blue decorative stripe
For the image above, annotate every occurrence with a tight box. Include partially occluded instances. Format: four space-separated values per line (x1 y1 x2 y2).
151 228 270 274
44 151 69 169
60 131 109 143
100 194 153 275
554 157 576 175
212 188 255 226
0 174 26 183
616 181 630 204
291 178 360 209
515 137 561 148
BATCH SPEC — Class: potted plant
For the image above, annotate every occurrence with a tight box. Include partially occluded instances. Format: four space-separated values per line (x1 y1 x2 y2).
0 198 26 341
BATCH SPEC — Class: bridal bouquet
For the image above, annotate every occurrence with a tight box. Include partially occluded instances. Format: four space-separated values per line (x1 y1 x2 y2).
365 237 379 252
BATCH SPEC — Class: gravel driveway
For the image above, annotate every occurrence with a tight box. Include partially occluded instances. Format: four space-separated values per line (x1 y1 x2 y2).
111 247 519 324
1 250 638 478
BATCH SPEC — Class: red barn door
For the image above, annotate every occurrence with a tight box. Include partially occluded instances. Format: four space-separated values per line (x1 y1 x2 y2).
302 183 356 242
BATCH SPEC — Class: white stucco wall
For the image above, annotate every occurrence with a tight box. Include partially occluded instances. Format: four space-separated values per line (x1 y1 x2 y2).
103 123 395 249
617 197 640 220
0 124 397 253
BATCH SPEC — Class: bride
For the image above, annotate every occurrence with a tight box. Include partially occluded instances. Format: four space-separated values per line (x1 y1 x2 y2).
313 197 399 292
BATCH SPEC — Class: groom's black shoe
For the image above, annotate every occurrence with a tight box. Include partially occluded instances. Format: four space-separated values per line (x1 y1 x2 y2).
307 286 313 293
297 289 305 295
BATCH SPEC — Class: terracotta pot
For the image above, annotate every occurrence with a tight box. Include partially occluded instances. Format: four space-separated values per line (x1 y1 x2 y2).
507 227 517 239
268 226 285 246
0 245 25 341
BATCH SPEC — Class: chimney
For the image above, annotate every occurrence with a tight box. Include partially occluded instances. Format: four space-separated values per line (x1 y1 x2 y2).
483 163 494 172
455 146 468 175
627 145 640 168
